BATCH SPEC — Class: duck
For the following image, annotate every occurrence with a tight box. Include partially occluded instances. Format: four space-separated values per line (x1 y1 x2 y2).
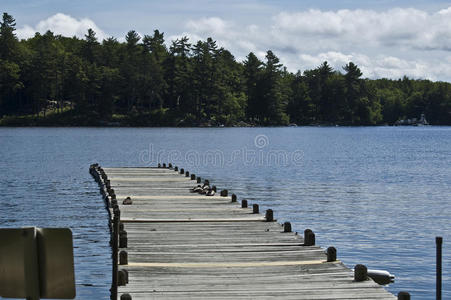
199 185 209 194
190 185 202 193
206 186 216 196
191 180 209 193
123 196 133 205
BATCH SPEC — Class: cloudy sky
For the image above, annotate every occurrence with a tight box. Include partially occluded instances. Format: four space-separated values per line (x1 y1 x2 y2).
4 0 451 81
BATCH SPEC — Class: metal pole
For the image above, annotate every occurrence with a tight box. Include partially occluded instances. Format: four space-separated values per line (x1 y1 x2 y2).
436 236 442 300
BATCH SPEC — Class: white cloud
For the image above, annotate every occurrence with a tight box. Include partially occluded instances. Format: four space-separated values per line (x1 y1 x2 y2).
179 6 451 81
271 8 451 52
16 25 36 39
186 17 229 36
296 52 449 81
16 13 108 41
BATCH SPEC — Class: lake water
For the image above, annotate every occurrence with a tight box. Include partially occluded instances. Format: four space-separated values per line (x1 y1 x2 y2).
0 127 450 299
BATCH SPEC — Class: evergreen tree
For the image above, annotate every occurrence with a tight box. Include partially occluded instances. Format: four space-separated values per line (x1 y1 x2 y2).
0 12 23 114
260 50 288 125
0 13 18 60
287 71 314 124
141 30 168 110
243 52 262 122
166 37 192 112
81 28 99 64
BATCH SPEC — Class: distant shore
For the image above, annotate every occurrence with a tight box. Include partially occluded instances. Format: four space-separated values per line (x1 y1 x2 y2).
0 111 442 127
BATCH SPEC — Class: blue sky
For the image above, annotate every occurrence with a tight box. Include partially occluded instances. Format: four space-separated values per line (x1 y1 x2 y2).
4 0 451 81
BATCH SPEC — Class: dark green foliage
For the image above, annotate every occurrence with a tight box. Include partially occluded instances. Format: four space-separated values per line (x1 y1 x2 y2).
1 12 451 125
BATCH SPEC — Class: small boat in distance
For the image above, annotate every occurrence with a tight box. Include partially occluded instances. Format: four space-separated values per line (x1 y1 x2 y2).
394 113 429 126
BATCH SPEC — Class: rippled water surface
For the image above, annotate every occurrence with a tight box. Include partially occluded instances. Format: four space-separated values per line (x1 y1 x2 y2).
0 127 450 299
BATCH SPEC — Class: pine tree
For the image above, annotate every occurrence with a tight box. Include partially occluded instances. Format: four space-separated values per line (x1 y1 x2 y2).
0 13 18 60
243 52 262 122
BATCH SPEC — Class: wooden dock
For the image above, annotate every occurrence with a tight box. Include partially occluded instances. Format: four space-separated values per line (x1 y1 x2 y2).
90 165 397 300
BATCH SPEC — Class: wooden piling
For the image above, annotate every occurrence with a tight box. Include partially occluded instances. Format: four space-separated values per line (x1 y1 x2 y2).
265 209 273 221
284 222 292 232
118 269 127 286
304 229 315 246
121 294 132 300
119 231 127 248
231 194 237 202
241 199 248 208
119 251 128 265
252 204 259 214
120 294 132 300
327 247 337 262
354 264 368 282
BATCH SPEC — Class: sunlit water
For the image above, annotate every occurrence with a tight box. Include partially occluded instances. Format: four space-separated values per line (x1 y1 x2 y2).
0 127 449 299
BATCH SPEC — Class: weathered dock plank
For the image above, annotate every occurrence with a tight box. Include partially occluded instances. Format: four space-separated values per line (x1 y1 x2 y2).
91 165 396 299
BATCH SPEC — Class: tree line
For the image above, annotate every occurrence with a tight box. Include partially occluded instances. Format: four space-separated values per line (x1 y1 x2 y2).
1 12 451 126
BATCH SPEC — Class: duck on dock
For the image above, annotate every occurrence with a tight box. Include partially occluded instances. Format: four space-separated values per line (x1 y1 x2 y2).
190 180 210 193
206 186 216 196
122 196 133 205
199 184 210 194
190 185 202 193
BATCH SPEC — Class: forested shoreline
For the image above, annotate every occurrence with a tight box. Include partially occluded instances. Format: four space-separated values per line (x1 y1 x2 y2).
1 12 451 126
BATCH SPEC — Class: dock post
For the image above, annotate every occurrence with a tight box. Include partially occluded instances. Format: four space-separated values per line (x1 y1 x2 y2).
252 204 259 214
197 177 201 183
231 194 237 202
354 264 368 282
122 269 129 284
119 231 128 248
121 294 132 300
265 209 274 221
327 247 337 262
111 209 120 300
304 229 315 246
185 171 190 177
174 166 178 171
180 168 184 174
398 291 410 299
241 199 248 208
119 250 128 265
118 269 127 286
436 236 442 300
284 222 292 232
191 174 196 180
